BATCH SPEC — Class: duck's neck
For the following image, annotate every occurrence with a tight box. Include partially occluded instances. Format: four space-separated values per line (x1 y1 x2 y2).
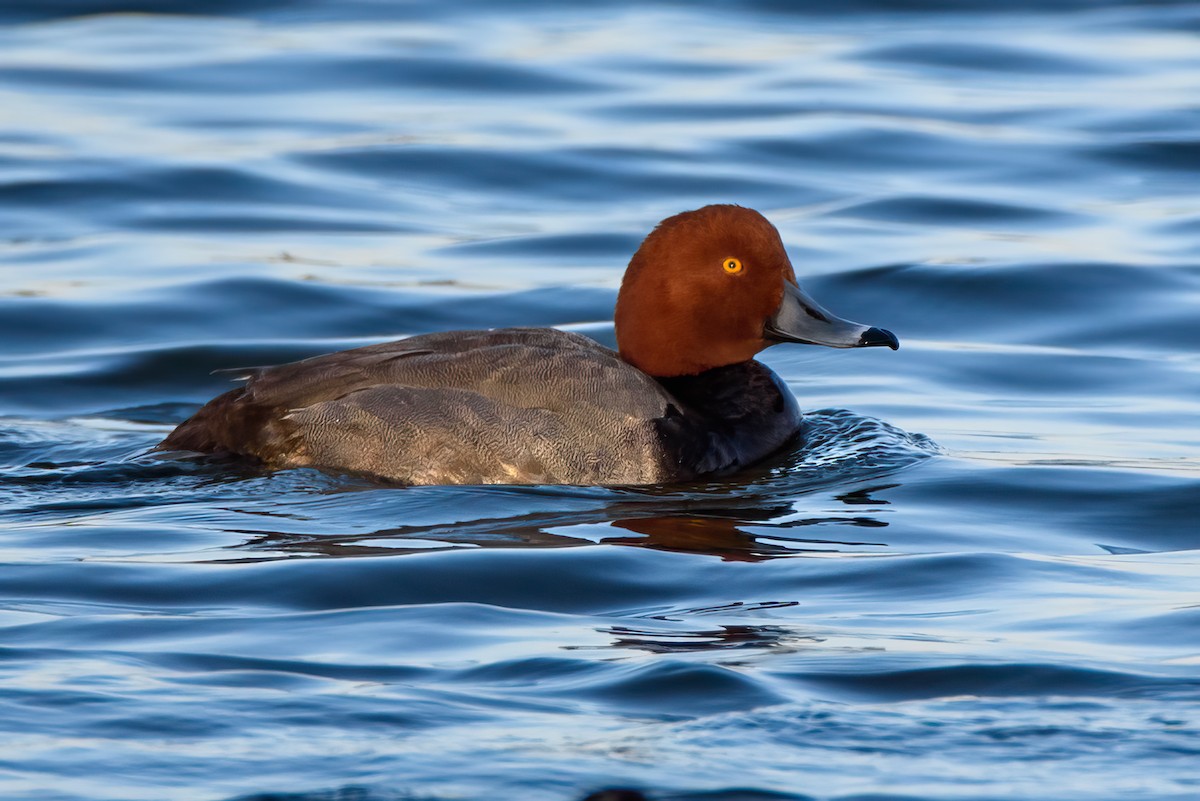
653 360 803 478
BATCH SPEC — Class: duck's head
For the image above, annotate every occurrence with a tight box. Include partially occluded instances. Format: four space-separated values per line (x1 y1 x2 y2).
614 204 898 377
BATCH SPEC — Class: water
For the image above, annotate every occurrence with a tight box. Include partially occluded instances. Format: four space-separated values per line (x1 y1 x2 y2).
1 1 1199 799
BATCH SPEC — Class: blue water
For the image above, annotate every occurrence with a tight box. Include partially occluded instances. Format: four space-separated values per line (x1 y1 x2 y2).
1 2 1199 800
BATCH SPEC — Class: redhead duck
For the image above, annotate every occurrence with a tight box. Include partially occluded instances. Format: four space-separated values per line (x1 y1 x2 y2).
158 205 897 485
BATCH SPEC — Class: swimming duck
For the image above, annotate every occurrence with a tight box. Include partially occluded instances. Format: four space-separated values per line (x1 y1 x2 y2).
158 205 897 485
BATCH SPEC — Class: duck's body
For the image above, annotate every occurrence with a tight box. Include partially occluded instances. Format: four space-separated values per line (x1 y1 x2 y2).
159 328 801 484
159 205 896 485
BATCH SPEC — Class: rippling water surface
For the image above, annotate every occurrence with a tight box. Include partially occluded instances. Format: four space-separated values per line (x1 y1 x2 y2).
2 2 1199 800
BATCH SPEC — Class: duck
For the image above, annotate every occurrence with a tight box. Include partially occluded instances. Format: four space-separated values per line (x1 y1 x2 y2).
157 204 897 485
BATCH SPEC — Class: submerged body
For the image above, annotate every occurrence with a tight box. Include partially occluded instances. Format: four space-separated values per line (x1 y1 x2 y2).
159 205 897 485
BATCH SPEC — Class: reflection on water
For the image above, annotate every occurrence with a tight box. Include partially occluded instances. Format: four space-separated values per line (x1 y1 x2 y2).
606 512 881 561
1 1 1200 800
602 622 812 655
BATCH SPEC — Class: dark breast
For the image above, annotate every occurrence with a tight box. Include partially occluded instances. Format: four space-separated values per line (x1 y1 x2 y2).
158 328 802 486
655 360 803 477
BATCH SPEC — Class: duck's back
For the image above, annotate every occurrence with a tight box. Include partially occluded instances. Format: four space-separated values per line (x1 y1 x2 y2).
159 328 682 485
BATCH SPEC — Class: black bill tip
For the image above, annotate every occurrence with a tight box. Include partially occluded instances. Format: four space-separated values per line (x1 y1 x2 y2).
858 327 899 350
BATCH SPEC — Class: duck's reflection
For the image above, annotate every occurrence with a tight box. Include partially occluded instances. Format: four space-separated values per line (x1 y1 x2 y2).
223 482 898 562
603 506 887 562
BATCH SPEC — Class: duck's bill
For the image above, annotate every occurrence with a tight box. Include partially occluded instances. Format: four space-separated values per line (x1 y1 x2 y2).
764 280 899 350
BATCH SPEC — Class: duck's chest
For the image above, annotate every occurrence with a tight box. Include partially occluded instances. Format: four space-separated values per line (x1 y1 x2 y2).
653 360 803 480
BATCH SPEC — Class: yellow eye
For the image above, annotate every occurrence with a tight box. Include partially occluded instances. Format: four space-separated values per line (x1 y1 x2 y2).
722 257 743 275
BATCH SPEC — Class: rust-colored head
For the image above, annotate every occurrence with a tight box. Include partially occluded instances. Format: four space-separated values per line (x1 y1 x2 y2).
614 204 897 377
615 205 791 377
